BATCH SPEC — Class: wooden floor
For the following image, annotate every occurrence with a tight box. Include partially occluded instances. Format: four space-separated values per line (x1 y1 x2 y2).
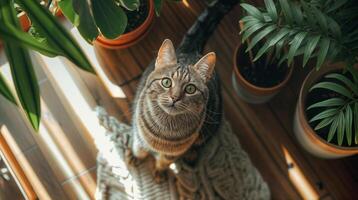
94 1 358 199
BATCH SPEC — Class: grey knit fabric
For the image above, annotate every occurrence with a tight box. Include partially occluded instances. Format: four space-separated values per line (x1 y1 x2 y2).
95 107 270 200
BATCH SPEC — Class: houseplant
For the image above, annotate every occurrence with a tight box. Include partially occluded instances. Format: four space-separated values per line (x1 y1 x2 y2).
238 0 358 157
0 0 95 130
59 0 177 49
233 0 298 104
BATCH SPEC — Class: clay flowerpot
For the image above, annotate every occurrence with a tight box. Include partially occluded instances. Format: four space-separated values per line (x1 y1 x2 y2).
95 0 155 49
232 44 293 104
18 12 31 32
293 63 358 158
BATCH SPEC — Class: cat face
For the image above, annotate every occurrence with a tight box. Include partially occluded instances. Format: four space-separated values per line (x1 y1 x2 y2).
145 39 216 115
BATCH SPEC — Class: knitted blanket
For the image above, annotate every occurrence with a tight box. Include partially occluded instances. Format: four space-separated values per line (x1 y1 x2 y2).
94 107 270 200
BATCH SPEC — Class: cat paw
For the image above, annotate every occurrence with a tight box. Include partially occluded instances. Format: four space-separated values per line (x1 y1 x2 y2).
153 170 167 184
124 149 142 167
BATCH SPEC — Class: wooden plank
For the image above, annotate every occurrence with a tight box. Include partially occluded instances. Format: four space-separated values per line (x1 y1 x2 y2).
0 128 37 200
62 167 97 200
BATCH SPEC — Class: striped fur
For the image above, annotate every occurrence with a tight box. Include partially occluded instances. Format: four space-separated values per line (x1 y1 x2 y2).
131 40 222 173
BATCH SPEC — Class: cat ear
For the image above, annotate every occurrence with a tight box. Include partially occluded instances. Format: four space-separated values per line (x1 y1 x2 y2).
193 52 216 82
155 39 177 70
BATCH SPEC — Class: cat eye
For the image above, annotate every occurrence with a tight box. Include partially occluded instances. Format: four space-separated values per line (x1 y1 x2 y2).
161 78 172 88
185 84 196 94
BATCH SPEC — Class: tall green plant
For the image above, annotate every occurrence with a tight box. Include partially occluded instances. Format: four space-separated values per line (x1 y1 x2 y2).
308 70 358 146
240 0 358 69
240 0 358 146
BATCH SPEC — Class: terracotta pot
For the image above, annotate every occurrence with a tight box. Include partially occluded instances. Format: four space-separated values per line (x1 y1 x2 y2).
18 12 31 32
293 63 358 158
232 44 293 104
95 0 155 49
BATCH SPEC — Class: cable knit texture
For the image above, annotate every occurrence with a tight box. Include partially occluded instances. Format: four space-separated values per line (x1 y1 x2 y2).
95 107 270 200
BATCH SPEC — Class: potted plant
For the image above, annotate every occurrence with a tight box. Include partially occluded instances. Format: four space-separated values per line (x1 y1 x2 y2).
95 0 155 49
59 0 176 49
238 0 358 158
295 64 358 158
233 0 298 104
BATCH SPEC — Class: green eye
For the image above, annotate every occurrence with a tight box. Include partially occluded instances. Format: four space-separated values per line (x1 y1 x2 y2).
185 84 196 94
161 78 172 88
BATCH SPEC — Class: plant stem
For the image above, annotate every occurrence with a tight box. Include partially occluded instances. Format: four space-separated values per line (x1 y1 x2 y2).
47 0 52 9
239 20 256 69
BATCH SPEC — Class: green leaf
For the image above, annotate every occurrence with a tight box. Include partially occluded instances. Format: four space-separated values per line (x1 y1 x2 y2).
279 0 293 24
0 74 17 105
287 32 307 65
253 42 270 62
316 38 330 70
337 111 345 146
355 103 358 144
345 105 352 146
241 23 265 42
309 108 339 122
72 0 99 42
241 3 264 21
314 117 334 130
0 0 40 131
303 35 320 67
91 0 127 39
268 28 290 47
307 98 345 110
327 0 348 13
0 22 59 57
118 0 140 11
58 0 79 26
154 0 163 16
325 73 358 95
246 25 276 52
327 116 339 142
17 0 95 73
291 3 303 25
241 16 258 23
239 19 260 34
327 17 341 39
310 82 353 99
264 0 277 22
314 8 328 32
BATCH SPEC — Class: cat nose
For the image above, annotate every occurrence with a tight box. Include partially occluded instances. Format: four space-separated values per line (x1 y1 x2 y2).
170 96 180 104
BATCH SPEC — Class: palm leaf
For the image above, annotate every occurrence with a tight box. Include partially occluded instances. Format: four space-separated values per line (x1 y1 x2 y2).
309 108 339 122
288 32 307 65
337 111 345 146
246 25 276 52
264 0 277 22
241 3 264 21
355 103 358 144
241 23 265 42
307 98 345 110
325 73 358 95
314 116 334 130
345 105 352 146
316 38 330 70
303 35 320 67
310 82 353 99
327 116 339 142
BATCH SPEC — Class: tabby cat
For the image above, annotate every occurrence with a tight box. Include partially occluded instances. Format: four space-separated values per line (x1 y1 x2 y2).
128 39 222 182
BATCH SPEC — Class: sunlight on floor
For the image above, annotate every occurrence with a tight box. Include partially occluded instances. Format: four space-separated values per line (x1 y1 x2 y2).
282 146 319 200
0 126 50 199
70 26 126 99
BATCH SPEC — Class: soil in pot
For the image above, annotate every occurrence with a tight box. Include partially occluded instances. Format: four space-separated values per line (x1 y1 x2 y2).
236 43 289 88
124 0 149 33
305 70 358 147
